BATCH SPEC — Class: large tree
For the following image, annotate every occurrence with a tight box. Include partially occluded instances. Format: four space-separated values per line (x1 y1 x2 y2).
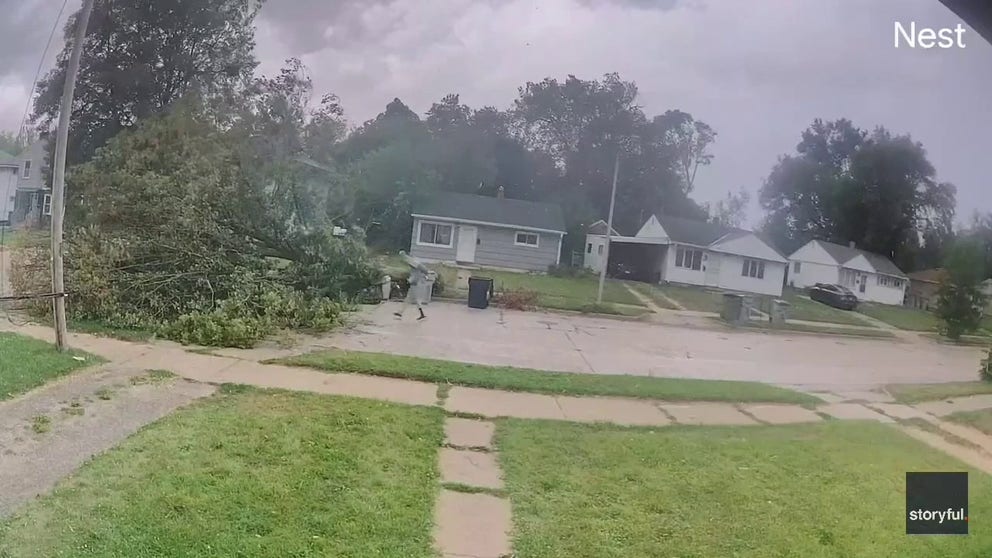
759 118 956 270
32 0 262 166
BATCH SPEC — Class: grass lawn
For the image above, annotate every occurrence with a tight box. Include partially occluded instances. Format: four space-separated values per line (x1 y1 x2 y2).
0 332 100 400
272 349 820 405
497 420 992 558
654 283 722 312
886 381 992 404
627 282 679 310
781 291 873 326
735 319 895 339
858 303 940 331
534 296 648 317
482 269 642 307
69 319 157 342
946 408 992 436
0 388 444 557
0 229 49 249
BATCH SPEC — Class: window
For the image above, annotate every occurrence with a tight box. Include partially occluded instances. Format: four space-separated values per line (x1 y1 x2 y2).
793 261 801 273
22 160 31 179
42 194 52 216
878 275 904 289
675 247 702 270
597 244 603 255
514 231 539 247
742 259 765 279
586 243 592 254
417 221 452 247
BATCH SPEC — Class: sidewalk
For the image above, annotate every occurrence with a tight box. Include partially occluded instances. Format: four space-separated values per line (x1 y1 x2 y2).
0 320 970 429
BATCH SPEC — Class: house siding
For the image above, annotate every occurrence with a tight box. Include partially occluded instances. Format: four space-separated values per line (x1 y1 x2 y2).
583 234 608 272
0 166 17 223
410 218 560 272
475 225 559 272
409 218 458 262
788 261 840 289
717 253 785 297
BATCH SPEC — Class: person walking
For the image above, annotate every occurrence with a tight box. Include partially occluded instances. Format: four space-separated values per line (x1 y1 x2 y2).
394 250 429 320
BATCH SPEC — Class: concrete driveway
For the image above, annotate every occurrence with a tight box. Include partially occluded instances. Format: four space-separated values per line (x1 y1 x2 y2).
329 301 984 390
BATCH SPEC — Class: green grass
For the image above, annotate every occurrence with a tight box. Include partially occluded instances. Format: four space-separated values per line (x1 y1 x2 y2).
654 283 723 312
482 269 642 306
30 415 51 434
536 296 648 317
0 332 100 400
858 303 940 331
272 349 820 405
945 408 992 436
886 381 992 404
0 389 444 557
627 282 679 310
68 319 157 342
781 291 873 326
734 319 896 339
496 419 992 558
0 229 49 249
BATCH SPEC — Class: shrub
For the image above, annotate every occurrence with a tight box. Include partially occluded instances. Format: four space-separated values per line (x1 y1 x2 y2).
936 240 986 340
982 348 992 383
494 288 539 311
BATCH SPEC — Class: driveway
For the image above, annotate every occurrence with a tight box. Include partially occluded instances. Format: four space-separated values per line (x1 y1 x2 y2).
329 301 983 390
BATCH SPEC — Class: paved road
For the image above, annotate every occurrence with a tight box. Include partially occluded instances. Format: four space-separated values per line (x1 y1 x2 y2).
330 301 983 390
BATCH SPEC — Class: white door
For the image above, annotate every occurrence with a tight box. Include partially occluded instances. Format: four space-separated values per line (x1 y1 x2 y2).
456 225 477 263
704 252 720 286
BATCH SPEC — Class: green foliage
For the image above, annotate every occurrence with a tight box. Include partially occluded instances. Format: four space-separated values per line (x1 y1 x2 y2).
32 0 262 168
759 119 956 269
980 350 992 383
936 240 987 340
37 106 379 347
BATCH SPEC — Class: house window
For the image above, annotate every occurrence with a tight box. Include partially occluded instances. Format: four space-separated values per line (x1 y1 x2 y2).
22 160 31 179
514 231 539 247
742 259 765 279
417 221 452 247
42 194 52 216
586 243 592 254
793 261 801 273
597 244 603 255
675 247 702 270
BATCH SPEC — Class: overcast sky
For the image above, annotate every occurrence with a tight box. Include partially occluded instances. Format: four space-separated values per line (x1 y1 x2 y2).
1 0 989 226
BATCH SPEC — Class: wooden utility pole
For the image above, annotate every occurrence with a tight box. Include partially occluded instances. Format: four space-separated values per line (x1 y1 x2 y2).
50 0 95 351
596 152 620 304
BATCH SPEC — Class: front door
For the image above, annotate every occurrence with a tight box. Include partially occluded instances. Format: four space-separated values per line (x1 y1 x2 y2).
859 273 867 293
456 225 477 263
704 253 720 286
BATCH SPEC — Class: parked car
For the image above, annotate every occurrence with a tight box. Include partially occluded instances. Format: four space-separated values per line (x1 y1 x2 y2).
809 283 858 310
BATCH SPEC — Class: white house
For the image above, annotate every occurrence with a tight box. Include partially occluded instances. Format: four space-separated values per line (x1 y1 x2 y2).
787 239 907 305
584 214 788 297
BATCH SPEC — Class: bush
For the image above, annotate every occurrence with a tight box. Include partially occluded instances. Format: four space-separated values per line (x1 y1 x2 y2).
494 288 539 311
982 348 992 383
936 240 986 340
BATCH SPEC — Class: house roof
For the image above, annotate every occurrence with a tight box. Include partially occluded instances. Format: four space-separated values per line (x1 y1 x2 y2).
811 240 906 278
655 214 742 246
0 150 15 166
909 268 946 284
413 192 566 233
587 219 619 236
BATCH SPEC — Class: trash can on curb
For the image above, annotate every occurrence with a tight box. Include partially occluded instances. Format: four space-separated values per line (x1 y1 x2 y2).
380 275 392 301
468 276 493 309
771 299 790 325
721 293 744 323
421 271 437 305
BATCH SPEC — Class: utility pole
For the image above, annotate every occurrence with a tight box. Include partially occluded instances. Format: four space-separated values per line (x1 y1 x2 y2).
596 152 620 304
50 0 94 351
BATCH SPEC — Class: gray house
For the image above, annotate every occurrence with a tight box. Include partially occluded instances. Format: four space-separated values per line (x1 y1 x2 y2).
409 191 566 272
0 139 50 228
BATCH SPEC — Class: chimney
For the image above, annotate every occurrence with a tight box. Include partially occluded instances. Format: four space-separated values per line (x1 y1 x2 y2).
496 185 505 200
849 241 856 249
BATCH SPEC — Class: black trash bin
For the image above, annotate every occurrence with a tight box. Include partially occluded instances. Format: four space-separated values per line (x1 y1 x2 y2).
468 276 493 309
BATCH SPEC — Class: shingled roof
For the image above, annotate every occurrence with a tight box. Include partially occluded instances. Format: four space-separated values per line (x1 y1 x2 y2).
812 240 906 278
413 192 566 233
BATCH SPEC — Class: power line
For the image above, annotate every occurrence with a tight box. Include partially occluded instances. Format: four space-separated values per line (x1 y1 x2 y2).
17 0 71 141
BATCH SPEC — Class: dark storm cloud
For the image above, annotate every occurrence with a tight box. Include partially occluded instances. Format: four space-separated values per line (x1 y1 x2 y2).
0 0 66 82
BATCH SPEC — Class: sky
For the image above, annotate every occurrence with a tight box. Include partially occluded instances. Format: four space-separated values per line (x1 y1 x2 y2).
0 0 989 227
